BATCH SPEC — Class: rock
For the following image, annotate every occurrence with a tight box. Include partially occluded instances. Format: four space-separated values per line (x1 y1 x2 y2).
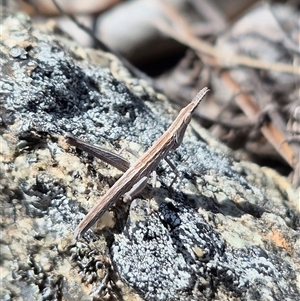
1 5 299 301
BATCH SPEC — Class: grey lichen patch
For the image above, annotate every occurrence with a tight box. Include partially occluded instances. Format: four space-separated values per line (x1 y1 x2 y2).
112 199 298 301
67 240 142 301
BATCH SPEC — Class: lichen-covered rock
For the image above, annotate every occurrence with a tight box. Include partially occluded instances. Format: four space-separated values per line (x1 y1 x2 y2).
1 5 299 301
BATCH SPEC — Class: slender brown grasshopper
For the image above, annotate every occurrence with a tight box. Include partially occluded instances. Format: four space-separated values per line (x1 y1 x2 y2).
67 87 209 239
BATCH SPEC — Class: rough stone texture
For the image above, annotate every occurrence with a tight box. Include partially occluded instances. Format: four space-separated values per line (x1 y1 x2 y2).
1 6 299 301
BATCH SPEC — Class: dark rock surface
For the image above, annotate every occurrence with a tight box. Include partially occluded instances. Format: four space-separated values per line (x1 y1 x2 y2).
1 6 299 301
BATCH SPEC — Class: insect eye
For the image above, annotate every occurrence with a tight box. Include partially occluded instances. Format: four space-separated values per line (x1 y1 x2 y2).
184 114 191 124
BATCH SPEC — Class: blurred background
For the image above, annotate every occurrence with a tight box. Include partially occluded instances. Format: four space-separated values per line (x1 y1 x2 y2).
14 0 300 187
